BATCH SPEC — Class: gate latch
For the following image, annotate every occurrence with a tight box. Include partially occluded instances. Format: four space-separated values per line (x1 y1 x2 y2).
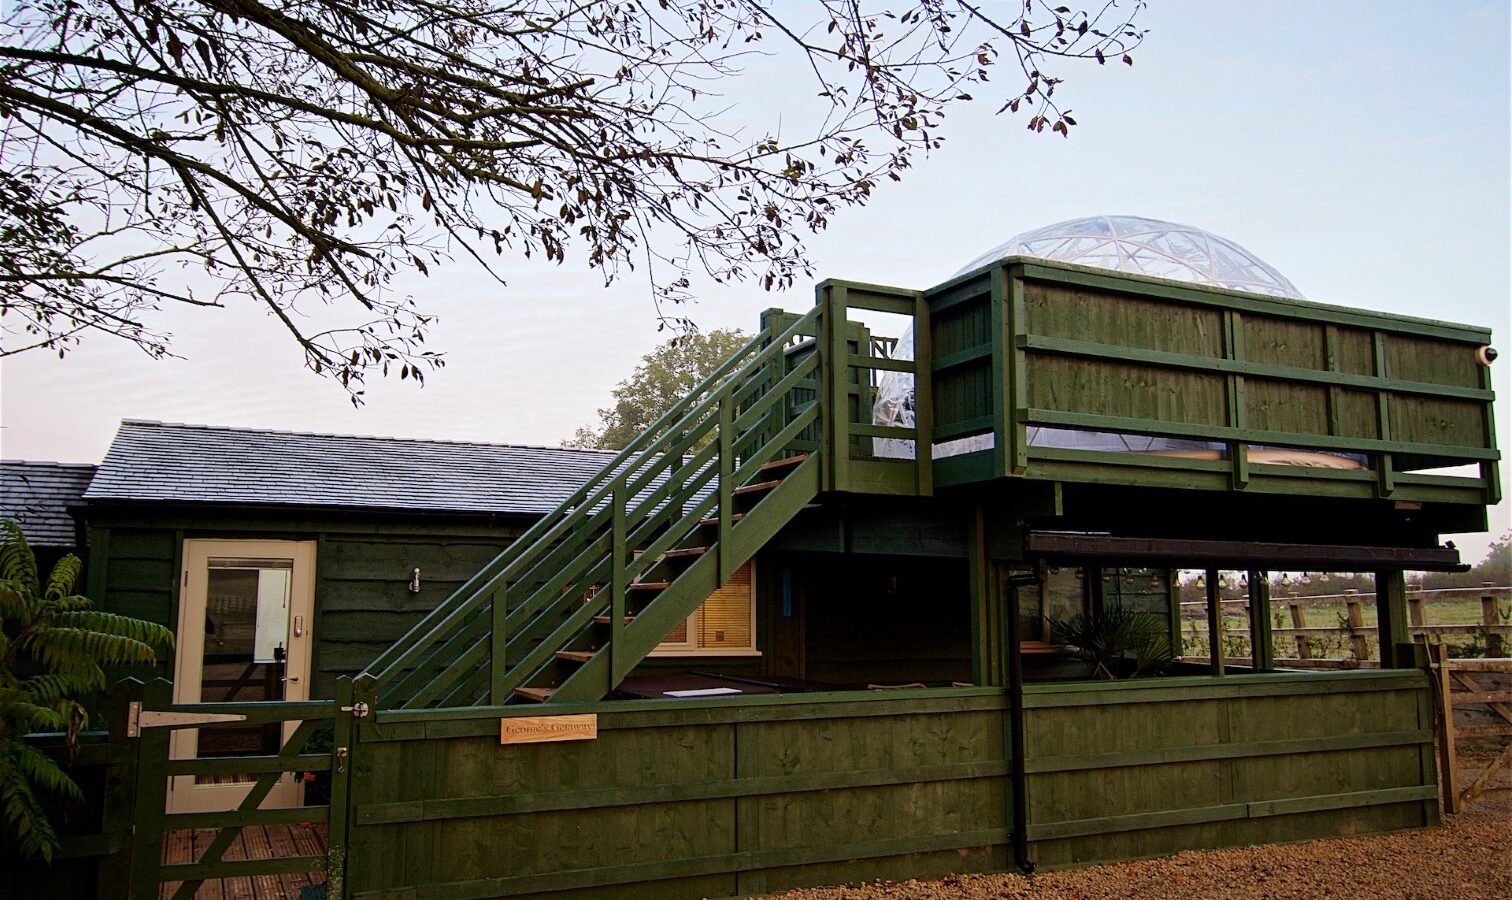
339 701 370 718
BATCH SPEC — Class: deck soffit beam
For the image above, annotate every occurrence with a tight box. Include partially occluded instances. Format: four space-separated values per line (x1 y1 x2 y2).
1024 532 1468 572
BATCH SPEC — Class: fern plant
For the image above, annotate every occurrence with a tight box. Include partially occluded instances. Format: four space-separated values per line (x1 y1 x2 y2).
0 520 173 862
1050 603 1175 680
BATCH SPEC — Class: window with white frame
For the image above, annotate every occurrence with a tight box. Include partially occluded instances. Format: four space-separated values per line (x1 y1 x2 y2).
650 560 758 656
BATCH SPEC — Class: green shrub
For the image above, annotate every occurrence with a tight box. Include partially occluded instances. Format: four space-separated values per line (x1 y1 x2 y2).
1 521 172 861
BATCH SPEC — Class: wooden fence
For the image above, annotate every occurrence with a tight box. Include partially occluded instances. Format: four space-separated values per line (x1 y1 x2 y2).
1429 649 1512 812
1022 670 1437 868
1178 586 1510 668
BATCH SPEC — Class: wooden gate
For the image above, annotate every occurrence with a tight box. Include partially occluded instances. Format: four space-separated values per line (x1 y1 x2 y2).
1429 648 1512 811
115 678 349 899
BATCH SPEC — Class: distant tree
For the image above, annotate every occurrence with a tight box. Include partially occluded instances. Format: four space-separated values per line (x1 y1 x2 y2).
567 329 749 450
1 0 1144 401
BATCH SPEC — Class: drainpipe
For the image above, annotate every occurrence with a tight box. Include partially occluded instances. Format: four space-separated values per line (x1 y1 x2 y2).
1003 568 1041 874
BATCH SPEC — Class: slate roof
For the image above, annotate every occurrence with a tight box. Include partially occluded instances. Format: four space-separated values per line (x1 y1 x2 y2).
0 461 96 547
84 420 647 516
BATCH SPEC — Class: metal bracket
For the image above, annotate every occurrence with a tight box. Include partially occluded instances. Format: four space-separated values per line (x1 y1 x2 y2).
334 746 349 774
339 701 370 718
125 701 247 737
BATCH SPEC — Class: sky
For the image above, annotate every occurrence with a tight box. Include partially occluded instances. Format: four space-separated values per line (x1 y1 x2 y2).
2 1 1509 562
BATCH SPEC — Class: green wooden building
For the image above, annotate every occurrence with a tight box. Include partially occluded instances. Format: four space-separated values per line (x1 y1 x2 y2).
8 220 1501 899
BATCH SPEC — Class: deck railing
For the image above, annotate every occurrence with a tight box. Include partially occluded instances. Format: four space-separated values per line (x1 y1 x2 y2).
925 259 1500 504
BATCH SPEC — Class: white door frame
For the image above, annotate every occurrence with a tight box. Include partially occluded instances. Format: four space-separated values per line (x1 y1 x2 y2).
169 539 317 813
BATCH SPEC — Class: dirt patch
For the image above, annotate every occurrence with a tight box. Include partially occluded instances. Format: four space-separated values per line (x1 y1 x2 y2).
758 801 1509 899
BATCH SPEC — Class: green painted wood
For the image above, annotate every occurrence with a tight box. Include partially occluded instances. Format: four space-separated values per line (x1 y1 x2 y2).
163 753 331 775
355 759 1010 825
1010 260 1491 343
1018 334 1494 402
328 676 359 900
1021 670 1437 866
989 267 1009 478
127 680 172 900
1024 729 1432 774
165 805 330 828
1248 571 1274 671
161 855 328 881
346 692 1008 900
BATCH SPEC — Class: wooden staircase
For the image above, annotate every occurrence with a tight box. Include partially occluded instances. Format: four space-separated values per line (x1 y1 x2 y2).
513 455 814 703
361 307 827 708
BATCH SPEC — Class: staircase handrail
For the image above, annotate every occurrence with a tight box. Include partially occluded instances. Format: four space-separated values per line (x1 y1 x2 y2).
363 306 822 694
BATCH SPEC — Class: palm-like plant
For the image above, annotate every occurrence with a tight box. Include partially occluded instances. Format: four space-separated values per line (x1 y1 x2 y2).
1049 603 1175 680
1 520 173 861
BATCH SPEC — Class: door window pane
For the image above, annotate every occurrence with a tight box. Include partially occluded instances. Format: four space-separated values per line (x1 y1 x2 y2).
196 559 292 781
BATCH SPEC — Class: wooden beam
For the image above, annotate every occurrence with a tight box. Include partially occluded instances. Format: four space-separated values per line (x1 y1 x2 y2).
1375 570 1411 668
1247 571 1274 671
1206 569 1224 677
1025 532 1466 571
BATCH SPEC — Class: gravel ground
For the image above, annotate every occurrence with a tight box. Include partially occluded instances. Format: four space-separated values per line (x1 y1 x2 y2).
759 742 1511 900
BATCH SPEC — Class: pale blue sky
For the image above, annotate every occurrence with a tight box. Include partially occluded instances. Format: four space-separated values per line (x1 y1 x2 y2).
2 1 1508 558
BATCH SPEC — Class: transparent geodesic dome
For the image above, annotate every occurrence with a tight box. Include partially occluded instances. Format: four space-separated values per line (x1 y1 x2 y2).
952 215 1304 298
873 216 1305 459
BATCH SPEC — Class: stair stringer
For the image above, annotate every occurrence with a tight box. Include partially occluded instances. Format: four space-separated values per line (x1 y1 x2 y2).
544 453 821 703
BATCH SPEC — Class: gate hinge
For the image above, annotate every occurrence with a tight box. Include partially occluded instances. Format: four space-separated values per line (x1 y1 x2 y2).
125 701 247 736
340 701 370 718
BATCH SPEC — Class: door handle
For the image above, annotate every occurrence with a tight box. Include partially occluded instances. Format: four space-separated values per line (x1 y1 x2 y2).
292 615 305 638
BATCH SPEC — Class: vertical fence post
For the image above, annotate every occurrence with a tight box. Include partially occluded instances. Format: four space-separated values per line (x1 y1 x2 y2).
1289 597 1311 660
1346 598 1369 663
126 678 173 900
610 480 628 684
96 679 145 900
1482 590 1504 658
327 677 356 900
1428 643 1460 813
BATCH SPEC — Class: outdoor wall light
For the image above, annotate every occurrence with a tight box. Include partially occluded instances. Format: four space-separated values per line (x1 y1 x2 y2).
409 567 422 593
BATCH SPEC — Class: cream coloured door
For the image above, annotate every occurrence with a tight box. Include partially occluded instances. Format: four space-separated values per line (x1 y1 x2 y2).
168 540 316 813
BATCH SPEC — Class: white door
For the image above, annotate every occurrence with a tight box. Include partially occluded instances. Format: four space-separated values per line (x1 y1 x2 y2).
168 540 316 813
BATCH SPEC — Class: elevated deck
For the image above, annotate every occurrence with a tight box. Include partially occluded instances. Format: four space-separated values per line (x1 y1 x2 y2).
809 258 1499 513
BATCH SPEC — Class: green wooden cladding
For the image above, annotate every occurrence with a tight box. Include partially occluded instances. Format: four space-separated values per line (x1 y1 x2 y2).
922 259 1498 504
332 670 1437 899
1022 670 1438 868
345 689 1012 899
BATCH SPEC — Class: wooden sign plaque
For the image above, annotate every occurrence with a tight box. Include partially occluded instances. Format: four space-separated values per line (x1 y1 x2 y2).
500 714 598 745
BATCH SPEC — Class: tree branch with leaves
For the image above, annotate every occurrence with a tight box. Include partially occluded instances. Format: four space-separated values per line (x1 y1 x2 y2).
2 0 1144 402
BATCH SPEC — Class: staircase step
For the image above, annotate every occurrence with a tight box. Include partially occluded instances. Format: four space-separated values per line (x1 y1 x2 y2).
700 512 746 528
664 546 708 559
759 454 810 474
593 614 636 625
628 582 671 592
514 687 555 703
734 480 781 496
554 650 594 664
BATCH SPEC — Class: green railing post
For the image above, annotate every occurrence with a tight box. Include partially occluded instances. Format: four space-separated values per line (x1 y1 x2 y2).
327 676 355 899
822 285 851 491
717 395 733 583
912 290 935 496
610 480 628 684
490 585 506 704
